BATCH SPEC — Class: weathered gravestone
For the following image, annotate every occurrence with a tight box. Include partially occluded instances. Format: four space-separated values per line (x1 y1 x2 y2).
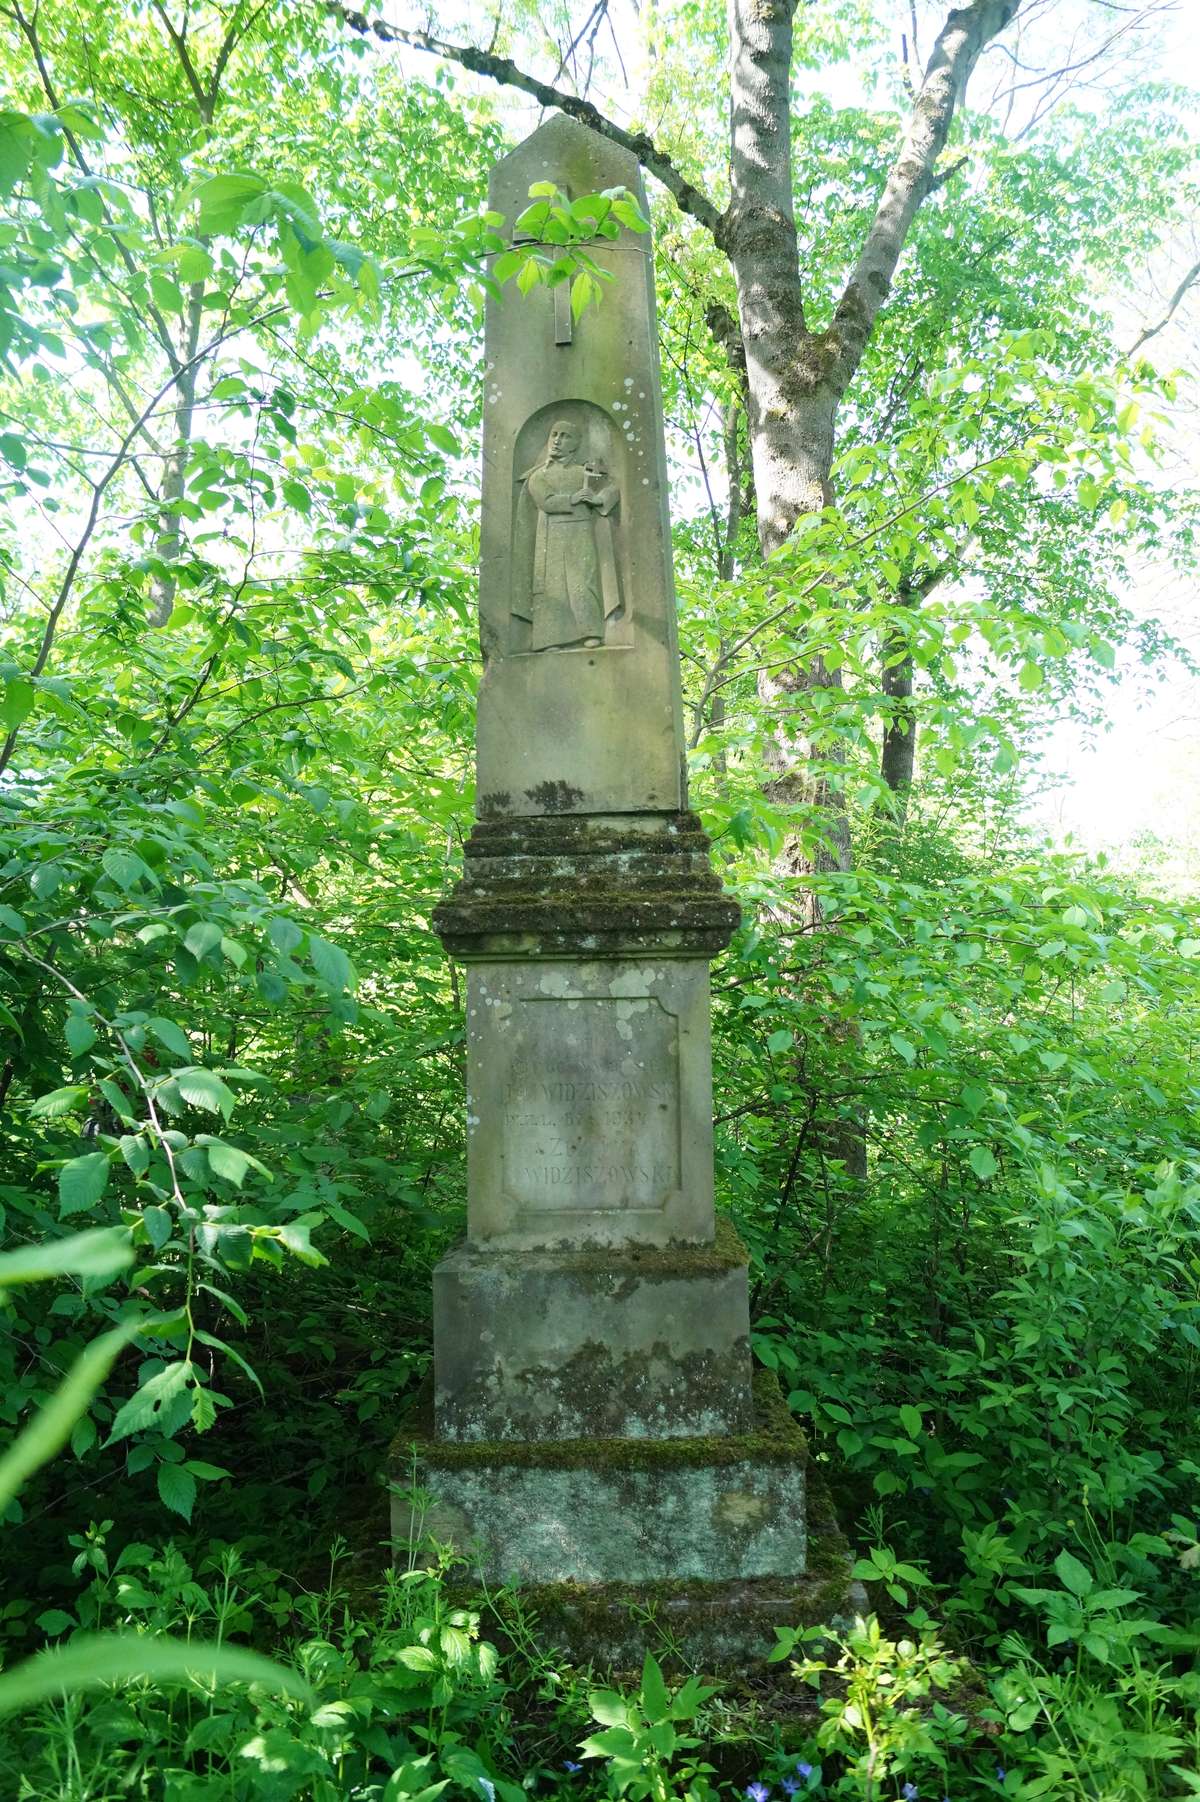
390 116 847 1665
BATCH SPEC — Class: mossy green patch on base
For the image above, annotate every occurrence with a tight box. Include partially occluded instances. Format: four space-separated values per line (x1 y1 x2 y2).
434 809 740 958
444 1213 749 1280
389 1367 806 1478
454 1469 853 1674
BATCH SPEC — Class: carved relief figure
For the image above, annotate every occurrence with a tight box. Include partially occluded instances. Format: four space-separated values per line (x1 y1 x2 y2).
514 420 621 651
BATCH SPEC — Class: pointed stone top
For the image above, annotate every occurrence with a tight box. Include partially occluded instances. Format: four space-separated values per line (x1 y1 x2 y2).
490 112 648 226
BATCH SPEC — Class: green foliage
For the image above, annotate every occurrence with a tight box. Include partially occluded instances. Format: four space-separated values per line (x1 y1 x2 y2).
581 1656 719 1800
0 3 1198 1801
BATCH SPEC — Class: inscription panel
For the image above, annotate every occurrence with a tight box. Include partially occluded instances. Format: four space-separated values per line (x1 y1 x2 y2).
501 996 679 1214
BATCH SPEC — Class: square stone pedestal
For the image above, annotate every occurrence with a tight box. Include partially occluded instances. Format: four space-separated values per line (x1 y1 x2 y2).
391 1371 807 1584
433 1219 753 1442
390 1372 835 1668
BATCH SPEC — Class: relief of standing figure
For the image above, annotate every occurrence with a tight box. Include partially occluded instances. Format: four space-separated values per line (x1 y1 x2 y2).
514 420 621 651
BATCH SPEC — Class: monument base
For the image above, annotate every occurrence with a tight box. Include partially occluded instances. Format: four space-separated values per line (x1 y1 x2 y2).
391 1371 809 1588
483 1500 857 1672
432 1219 753 1442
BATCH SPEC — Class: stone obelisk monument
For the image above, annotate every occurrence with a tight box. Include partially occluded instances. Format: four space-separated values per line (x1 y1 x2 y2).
392 117 827 1664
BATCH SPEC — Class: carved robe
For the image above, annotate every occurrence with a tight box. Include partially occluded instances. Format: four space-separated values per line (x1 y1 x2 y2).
515 459 621 650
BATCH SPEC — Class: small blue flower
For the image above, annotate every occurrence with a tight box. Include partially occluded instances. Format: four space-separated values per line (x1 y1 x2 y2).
746 1785 771 1802
782 1783 800 1797
996 1770 1007 1784
902 1786 919 1801
795 1767 813 1781
564 1762 582 1774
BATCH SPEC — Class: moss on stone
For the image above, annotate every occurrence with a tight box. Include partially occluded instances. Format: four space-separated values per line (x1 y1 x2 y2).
445 1501 854 1673
388 1366 806 1478
446 1214 748 1279
434 808 741 958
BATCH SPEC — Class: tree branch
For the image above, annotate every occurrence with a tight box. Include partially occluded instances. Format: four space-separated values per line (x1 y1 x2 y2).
1128 254 1200 356
324 3 725 240
832 0 1021 390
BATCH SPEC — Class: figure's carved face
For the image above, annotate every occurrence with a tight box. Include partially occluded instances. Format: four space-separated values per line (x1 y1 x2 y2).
547 422 579 461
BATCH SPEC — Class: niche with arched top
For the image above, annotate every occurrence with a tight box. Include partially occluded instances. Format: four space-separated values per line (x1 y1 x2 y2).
509 399 632 656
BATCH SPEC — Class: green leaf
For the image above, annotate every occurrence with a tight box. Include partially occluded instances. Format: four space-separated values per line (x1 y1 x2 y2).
968 1145 998 1180
107 1361 192 1444
889 1033 917 1065
1019 661 1044 692
183 921 222 959
191 1387 218 1432
899 1404 922 1439
65 1016 97 1057
177 244 214 282
276 1220 327 1267
0 1631 311 1717
0 1227 132 1288
58 1153 110 1217
308 935 353 993
0 1316 148 1512
175 1068 236 1119
766 1029 793 1055
0 677 33 730
157 1461 196 1521
30 1085 89 1119
205 1140 249 1186
267 916 302 953
100 848 155 891
147 1017 191 1060
1054 1549 1094 1597
640 1652 670 1723
187 171 268 236
35 1611 74 1636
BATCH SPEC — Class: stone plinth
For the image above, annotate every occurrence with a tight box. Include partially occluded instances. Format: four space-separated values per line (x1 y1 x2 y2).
393 1371 807 1588
433 1219 753 1442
